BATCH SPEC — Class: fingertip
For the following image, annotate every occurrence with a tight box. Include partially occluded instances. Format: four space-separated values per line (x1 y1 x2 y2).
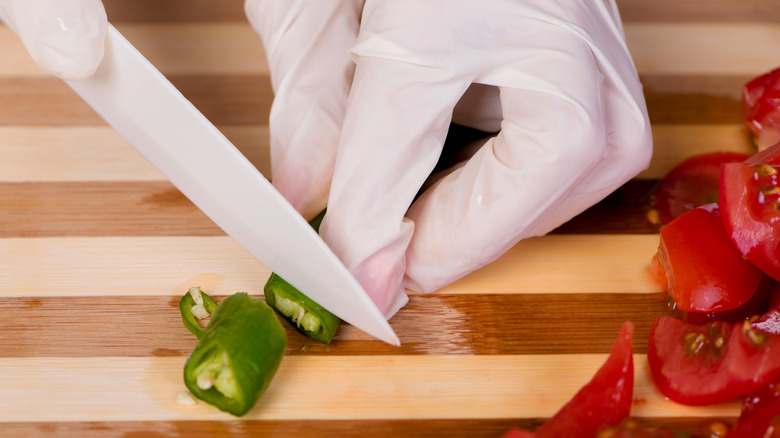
11 0 107 80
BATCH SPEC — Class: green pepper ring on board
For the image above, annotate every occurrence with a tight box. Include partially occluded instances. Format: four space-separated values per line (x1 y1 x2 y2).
263 209 342 344
182 291 287 416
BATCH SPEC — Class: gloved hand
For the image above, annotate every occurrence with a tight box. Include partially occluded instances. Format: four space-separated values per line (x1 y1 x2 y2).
0 0 107 81
247 0 653 319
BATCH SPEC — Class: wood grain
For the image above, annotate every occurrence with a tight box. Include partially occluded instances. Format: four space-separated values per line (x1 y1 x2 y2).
0 356 743 423
0 293 666 358
0 1 775 435
0 235 661 298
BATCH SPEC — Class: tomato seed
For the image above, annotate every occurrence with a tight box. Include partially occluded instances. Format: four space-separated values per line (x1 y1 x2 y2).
743 320 768 347
757 164 779 177
763 186 780 196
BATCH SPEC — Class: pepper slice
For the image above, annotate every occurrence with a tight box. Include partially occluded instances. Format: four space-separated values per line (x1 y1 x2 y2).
264 273 341 344
179 286 218 339
263 210 342 344
183 292 287 416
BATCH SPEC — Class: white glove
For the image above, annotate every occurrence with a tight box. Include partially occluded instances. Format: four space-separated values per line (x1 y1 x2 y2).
255 0 653 319
0 0 107 81
245 0 362 222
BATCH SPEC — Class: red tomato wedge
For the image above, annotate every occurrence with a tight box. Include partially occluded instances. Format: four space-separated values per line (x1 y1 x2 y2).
725 382 780 437
743 66 780 150
656 151 749 224
656 204 764 313
720 142 780 281
648 316 780 406
501 322 634 438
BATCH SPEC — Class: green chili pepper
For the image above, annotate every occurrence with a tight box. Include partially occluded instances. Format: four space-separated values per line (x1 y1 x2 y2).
263 210 342 344
182 292 287 416
179 286 219 339
264 273 341 344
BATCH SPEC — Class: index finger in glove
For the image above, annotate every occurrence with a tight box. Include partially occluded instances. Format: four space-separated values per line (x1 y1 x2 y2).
0 0 107 81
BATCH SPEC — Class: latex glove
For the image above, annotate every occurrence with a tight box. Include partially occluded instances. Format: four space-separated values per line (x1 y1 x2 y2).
318 0 653 317
0 0 107 81
245 0 362 221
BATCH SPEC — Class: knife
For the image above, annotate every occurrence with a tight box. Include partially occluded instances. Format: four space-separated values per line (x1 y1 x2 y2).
2 18 399 346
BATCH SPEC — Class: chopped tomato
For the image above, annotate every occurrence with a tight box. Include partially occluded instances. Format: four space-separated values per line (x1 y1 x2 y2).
727 382 780 437
743 66 780 150
751 282 780 335
720 142 780 281
666 276 774 325
656 204 764 313
502 322 634 438
655 152 749 224
648 316 780 406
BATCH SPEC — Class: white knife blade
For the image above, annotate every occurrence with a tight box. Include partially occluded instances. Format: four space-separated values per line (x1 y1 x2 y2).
5 19 399 345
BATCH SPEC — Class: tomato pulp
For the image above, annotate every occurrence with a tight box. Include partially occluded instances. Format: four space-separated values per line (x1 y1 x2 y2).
720 142 780 282
648 316 780 406
655 151 749 224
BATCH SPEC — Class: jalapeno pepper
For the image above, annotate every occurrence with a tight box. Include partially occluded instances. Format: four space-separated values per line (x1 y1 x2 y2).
179 286 218 339
182 292 287 416
262 210 342 344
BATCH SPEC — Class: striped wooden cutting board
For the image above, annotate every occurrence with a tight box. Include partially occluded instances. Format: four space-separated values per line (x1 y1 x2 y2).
0 0 774 436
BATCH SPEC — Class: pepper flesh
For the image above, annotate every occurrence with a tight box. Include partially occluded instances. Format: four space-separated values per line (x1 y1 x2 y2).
179 286 218 339
263 210 342 344
183 292 287 416
264 273 341 344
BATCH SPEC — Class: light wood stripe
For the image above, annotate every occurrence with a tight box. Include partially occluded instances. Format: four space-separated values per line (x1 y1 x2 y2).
0 236 267 298
0 355 741 422
639 124 753 179
1 23 777 78
0 124 752 182
626 23 780 75
0 235 661 298
0 126 269 182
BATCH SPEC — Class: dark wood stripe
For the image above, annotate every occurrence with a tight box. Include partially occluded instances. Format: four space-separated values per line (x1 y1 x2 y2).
0 417 738 438
0 76 272 127
0 293 667 358
0 182 223 238
0 75 747 127
104 0 247 23
554 179 661 234
99 0 780 24
641 74 745 125
0 180 660 238
617 0 780 23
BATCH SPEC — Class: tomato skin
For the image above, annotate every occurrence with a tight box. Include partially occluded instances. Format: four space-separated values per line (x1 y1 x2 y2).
656 152 750 224
658 204 764 313
648 316 780 406
667 275 774 326
501 427 536 438
726 383 780 437
743 67 780 150
533 322 634 438
720 142 780 281
502 322 634 438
